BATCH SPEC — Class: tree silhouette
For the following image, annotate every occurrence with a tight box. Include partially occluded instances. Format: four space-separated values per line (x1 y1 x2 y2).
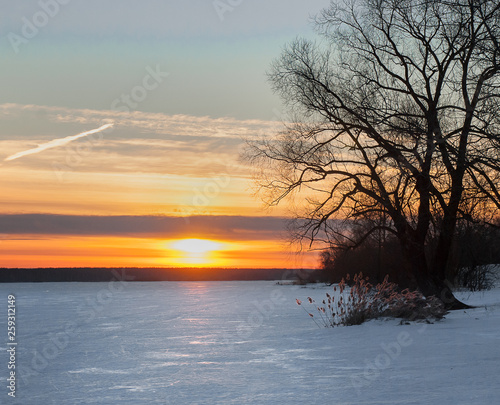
247 0 500 308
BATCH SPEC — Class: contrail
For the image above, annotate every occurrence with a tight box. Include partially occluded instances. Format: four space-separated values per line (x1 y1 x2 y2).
4 123 114 162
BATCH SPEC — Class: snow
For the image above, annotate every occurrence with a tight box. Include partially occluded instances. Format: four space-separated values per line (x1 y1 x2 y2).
1 280 499 404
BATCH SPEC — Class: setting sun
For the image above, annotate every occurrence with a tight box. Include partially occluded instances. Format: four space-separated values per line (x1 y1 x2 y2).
168 239 224 266
171 239 221 254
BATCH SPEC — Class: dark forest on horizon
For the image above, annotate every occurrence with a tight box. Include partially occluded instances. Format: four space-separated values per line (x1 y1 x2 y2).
0 267 321 283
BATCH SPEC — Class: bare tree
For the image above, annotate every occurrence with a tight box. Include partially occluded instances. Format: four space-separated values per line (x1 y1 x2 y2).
247 0 500 308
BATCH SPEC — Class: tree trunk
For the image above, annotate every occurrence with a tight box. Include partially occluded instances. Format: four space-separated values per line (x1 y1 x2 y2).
402 236 470 310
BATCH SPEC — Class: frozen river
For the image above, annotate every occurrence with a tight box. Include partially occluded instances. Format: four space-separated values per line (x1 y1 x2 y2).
1 280 499 404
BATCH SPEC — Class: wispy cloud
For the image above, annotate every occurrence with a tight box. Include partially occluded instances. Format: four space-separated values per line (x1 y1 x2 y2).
4 123 114 162
0 103 281 140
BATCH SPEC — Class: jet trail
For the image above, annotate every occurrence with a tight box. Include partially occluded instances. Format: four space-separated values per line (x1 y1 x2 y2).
4 123 114 162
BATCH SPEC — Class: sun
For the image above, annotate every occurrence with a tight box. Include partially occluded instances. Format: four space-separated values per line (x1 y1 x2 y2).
168 239 223 266
171 238 221 254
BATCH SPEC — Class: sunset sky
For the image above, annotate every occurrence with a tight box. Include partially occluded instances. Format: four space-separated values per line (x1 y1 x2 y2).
0 0 330 268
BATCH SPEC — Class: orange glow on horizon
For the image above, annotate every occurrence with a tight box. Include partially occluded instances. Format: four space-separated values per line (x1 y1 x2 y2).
0 235 319 269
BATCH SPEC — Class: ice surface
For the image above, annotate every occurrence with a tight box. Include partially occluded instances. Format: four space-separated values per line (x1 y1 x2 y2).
0 280 499 404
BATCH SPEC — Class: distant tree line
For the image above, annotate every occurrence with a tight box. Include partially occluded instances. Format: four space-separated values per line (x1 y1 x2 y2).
0 267 312 283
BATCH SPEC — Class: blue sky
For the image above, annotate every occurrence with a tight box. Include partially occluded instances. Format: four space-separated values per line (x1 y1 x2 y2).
1 0 330 120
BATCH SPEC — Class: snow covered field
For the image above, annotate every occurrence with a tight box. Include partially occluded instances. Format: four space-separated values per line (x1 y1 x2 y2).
1 279 499 404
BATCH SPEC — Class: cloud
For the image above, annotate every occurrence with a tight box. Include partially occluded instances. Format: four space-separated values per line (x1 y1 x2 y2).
0 214 289 241
4 123 114 162
0 103 281 140
0 104 265 179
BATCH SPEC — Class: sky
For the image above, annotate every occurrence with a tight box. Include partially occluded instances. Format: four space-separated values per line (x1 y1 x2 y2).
0 0 331 268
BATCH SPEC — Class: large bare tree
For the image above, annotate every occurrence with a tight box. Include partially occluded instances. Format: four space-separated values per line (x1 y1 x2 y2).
247 0 500 308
